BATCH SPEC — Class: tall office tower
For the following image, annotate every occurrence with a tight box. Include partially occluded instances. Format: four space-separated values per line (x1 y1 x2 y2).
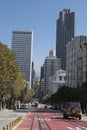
44 50 61 96
31 62 36 89
40 65 44 97
40 65 44 80
56 9 75 70
12 30 33 88
66 36 87 88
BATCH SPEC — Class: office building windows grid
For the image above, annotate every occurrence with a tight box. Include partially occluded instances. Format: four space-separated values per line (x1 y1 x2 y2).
12 30 33 87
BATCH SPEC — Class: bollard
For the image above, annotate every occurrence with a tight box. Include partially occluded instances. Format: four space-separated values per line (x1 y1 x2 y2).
14 120 16 126
3 117 22 130
12 121 14 128
8 116 22 130
6 125 9 130
3 127 5 130
9 123 12 130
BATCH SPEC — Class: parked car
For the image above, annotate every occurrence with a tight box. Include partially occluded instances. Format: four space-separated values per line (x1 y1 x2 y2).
35 101 38 108
63 102 82 120
44 105 47 109
20 104 28 109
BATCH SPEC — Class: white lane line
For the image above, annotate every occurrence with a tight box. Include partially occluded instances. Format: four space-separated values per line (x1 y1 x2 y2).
67 126 83 130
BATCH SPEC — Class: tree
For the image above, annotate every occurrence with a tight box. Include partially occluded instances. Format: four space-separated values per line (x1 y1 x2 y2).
0 42 25 109
13 72 25 98
22 88 35 103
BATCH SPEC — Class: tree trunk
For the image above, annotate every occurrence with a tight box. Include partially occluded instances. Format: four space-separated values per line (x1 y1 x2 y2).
0 101 2 110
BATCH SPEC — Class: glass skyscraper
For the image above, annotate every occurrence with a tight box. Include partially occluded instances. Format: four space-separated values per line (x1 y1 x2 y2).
12 30 33 88
56 9 75 70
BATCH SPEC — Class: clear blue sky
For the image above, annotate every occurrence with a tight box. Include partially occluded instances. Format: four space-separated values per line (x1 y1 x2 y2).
0 0 87 76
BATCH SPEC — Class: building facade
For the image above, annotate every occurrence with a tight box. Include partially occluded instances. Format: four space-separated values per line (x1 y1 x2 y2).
44 50 61 96
66 36 87 88
12 30 33 88
48 69 66 96
56 9 75 70
40 65 44 97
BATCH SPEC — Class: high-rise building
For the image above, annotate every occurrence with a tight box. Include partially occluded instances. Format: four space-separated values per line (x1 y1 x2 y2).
12 30 33 88
56 9 75 70
44 50 61 96
40 65 44 97
40 65 44 80
31 62 36 89
66 36 87 88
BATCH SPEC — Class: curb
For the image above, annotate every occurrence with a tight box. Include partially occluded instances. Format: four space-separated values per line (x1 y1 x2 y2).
3 116 22 130
12 112 30 130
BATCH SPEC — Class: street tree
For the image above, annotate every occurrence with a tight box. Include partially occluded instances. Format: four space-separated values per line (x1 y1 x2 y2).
23 88 35 103
0 42 25 109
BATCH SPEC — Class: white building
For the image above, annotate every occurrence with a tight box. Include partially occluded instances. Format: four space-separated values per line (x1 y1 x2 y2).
66 36 87 88
12 30 33 88
48 69 66 96
44 50 61 96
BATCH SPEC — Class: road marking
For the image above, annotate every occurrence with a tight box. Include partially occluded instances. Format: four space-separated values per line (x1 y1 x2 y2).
35 118 50 121
27 118 31 120
67 126 83 130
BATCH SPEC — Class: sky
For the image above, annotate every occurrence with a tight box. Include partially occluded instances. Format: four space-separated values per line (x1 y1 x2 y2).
0 0 87 76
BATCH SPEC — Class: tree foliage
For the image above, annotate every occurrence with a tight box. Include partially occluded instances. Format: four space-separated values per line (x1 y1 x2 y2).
0 42 25 109
49 81 87 105
13 71 25 98
20 87 35 103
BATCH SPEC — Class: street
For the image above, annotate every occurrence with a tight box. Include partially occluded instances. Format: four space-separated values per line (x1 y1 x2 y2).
0 104 87 130
15 104 87 130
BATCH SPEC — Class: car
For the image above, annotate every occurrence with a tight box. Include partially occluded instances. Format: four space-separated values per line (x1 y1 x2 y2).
35 101 38 108
63 102 82 120
44 105 47 108
20 104 28 109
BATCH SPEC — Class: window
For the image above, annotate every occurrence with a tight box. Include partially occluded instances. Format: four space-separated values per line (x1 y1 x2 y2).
64 76 66 81
59 76 62 81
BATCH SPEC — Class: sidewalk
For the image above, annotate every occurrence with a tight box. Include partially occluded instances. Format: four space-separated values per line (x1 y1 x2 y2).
82 114 87 121
0 109 26 130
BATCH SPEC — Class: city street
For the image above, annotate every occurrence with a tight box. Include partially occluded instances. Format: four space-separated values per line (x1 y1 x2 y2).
0 104 87 130
14 104 87 130
0 1 87 130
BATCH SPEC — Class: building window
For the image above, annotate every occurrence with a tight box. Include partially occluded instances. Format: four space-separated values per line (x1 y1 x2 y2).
86 71 87 78
64 76 66 81
59 76 62 81
86 48 87 56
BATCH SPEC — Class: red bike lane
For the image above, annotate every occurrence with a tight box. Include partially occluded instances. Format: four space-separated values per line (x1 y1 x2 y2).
15 112 38 130
15 111 87 130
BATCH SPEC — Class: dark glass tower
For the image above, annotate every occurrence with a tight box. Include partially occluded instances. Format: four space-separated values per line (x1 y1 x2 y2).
56 9 75 70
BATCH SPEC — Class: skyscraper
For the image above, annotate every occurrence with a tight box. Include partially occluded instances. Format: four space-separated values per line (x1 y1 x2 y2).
66 36 87 88
44 50 61 96
56 9 75 70
12 30 33 88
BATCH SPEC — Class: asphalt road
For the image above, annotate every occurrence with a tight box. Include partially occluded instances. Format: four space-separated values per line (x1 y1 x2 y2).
15 108 87 130
0 104 87 130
